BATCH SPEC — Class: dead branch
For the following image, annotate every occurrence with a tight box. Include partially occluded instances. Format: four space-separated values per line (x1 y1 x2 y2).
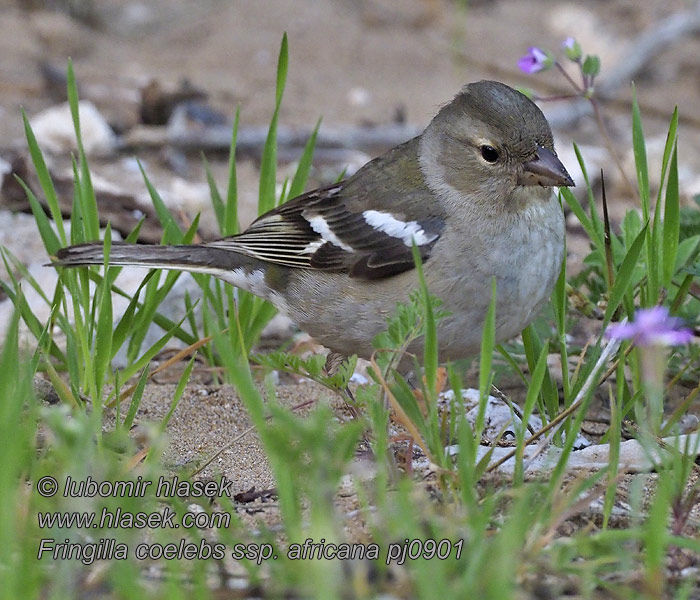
121 123 422 158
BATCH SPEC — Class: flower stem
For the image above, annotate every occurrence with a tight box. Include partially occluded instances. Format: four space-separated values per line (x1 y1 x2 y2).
554 61 582 93
553 59 637 198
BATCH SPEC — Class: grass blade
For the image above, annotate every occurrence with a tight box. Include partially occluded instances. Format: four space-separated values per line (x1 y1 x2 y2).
412 244 437 394
16 178 61 256
288 117 321 199
225 107 241 235
631 86 650 216
477 279 496 431
258 33 288 215
67 59 99 240
21 111 67 246
603 223 648 328
94 225 114 401
202 153 224 231
662 144 680 289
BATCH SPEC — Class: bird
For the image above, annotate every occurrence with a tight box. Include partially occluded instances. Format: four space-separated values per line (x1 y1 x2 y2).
54 80 574 369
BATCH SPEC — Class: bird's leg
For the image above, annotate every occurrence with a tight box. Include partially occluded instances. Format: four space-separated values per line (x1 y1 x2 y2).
323 351 386 463
324 351 361 419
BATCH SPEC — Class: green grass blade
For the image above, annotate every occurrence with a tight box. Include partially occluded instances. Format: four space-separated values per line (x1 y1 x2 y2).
560 186 602 249
67 59 99 240
21 111 67 246
202 153 224 231
662 144 680 289
274 33 289 107
159 356 196 432
258 33 288 215
631 86 650 217
110 275 151 358
225 107 241 235
122 367 149 430
603 223 648 327
412 244 437 393
551 249 570 399
138 161 182 242
94 225 114 400
16 178 61 256
496 344 528 386
656 107 678 209
288 117 321 199
521 323 558 420
477 279 496 430
121 311 192 382
1 247 51 306
573 142 604 243
69 157 85 244
514 342 549 483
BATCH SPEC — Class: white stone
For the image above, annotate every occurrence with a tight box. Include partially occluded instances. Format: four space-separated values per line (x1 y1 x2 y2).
29 100 117 157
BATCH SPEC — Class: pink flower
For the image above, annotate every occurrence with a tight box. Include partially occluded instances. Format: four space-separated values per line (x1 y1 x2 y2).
517 47 551 74
606 307 693 347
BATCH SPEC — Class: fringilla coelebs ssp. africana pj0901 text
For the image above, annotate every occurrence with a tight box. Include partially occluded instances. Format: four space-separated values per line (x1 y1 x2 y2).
55 81 574 365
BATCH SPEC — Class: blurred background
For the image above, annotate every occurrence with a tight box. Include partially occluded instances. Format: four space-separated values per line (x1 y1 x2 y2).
0 0 699 263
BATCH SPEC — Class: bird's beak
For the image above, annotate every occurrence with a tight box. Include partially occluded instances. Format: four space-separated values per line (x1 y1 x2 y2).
518 146 574 187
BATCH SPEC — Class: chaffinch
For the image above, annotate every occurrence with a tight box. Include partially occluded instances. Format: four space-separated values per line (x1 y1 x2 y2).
55 81 573 365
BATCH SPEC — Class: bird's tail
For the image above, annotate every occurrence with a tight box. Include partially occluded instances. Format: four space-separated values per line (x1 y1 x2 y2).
53 242 269 289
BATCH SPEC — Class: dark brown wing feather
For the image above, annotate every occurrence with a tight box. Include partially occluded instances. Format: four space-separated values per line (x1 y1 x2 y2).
204 179 445 279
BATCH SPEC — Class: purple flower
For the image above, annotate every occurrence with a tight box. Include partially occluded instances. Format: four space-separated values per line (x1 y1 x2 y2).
606 307 693 347
518 47 552 74
562 37 582 61
562 37 576 50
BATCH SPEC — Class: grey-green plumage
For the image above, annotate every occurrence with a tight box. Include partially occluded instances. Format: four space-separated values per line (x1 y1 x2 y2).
54 81 573 364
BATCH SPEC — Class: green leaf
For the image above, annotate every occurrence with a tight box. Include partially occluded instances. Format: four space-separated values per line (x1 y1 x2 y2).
573 143 604 244
138 161 182 242
631 86 650 217
582 54 601 77
21 110 67 246
412 243 437 394
67 60 99 240
202 153 224 231
0 274 65 363
603 223 648 328
662 144 680 288
225 107 241 235
390 375 431 439
122 367 149 430
110 273 154 358
121 310 193 382
521 324 558 420
288 117 321 199
1 246 51 306
551 250 570 398
478 278 496 413
274 33 289 107
15 178 61 256
159 356 196 432
259 34 288 215
656 107 678 210
514 342 549 483
94 225 113 399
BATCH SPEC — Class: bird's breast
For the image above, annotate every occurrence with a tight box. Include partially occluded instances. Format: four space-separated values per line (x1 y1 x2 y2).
431 195 565 358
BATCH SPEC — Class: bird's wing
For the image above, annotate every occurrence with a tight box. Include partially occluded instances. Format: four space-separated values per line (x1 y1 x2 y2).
203 181 445 280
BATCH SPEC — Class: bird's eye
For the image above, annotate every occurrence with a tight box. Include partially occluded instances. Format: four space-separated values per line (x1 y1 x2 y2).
480 145 499 163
